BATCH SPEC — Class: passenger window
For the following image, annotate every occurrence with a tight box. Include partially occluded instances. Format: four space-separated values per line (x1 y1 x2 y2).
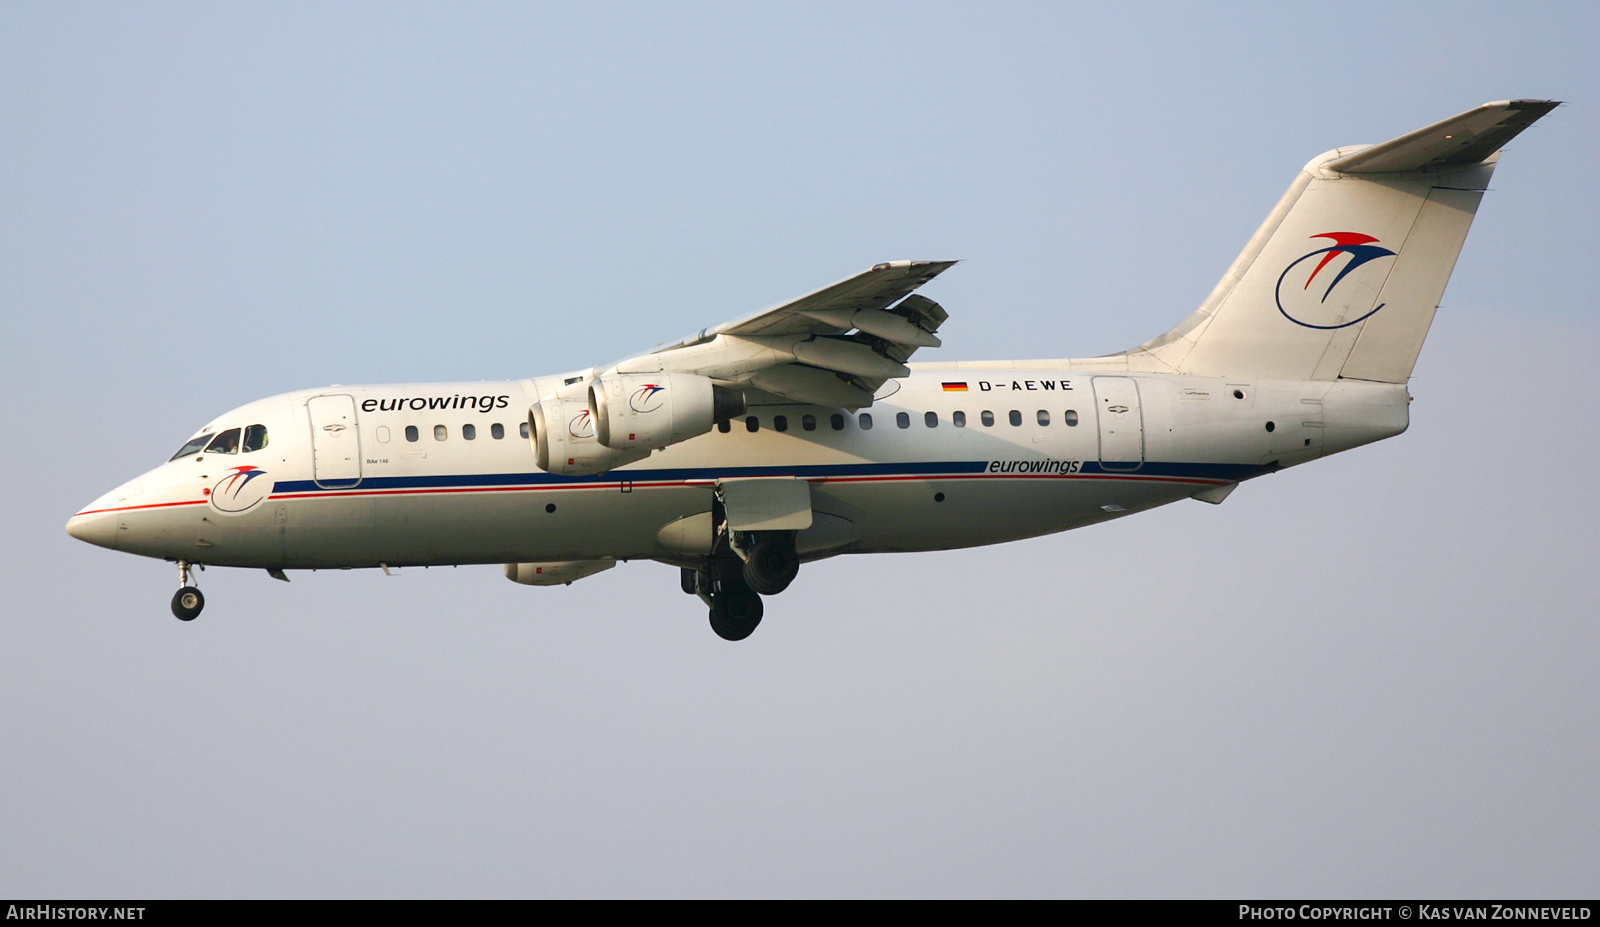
205 429 241 455
1037 410 1050 426
243 424 269 452
170 433 214 461
520 422 530 439
434 425 447 441
953 411 966 427
859 413 873 430
774 415 788 433
925 411 938 428
463 424 476 440
1064 410 1079 426
1009 410 1022 426
406 425 419 442
746 416 759 433
802 414 816 432
831 413 845 431
491 423 505 439
717 420 731 434
896 412 910 429
981 411 994 427
376 426 391 444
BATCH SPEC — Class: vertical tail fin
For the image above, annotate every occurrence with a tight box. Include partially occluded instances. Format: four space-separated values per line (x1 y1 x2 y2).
1119 100 1558 382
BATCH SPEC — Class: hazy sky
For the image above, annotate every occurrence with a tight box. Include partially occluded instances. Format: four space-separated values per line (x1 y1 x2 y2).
2 1 1595 898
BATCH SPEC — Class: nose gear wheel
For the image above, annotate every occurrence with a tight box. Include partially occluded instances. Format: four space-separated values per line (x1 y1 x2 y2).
171 560 205 621
171 586 204 621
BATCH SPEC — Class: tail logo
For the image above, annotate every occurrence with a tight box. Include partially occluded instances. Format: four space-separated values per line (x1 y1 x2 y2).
1275 232 1398 330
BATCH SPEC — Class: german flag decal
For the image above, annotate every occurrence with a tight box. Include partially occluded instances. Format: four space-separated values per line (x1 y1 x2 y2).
942 382 969 392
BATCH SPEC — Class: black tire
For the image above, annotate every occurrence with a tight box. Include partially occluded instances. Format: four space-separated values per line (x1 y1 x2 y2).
171 586 204 621
708 586 764 641
742 537 799 595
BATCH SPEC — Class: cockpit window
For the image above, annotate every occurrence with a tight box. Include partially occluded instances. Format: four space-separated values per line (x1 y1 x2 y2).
170 433 214 461
242 424 269 453
205 428 241 455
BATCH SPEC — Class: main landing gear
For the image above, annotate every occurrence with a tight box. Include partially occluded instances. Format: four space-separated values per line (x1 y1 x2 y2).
683 531 799 642
684 560 763 640
710 577 764 642
171 560 204 621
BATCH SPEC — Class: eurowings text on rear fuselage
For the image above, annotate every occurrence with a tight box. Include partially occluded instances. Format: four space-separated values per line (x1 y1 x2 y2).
67 100 1558 640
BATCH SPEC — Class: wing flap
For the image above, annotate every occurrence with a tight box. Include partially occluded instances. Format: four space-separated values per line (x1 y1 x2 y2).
712 260 956 340
600 260 956 408
747 365 876 409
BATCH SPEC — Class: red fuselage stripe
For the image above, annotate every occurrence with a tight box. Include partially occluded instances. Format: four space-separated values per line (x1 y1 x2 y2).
76 472 1229 516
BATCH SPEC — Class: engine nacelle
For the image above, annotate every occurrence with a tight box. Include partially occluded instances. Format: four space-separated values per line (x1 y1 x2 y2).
504 561 617 586
529 396 650 476
589 373 742 451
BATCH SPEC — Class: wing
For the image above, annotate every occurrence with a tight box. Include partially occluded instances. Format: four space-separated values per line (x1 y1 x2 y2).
598 260 957 408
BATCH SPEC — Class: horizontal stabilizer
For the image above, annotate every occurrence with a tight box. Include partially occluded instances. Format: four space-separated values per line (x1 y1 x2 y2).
1325 99 1559 174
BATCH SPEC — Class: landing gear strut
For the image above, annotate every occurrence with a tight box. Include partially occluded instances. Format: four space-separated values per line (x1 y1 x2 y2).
171 560 204 621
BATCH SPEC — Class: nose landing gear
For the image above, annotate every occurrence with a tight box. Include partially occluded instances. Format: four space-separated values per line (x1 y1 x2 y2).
171 560 204 621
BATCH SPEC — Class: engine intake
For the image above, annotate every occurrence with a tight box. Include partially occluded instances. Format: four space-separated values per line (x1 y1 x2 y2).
529 396 650 475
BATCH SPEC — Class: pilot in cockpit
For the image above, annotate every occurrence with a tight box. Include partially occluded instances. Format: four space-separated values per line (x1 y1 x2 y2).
205 429 240 455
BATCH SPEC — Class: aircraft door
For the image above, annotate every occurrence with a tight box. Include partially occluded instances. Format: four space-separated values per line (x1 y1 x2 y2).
308 394 363 488
1093 377 1143 471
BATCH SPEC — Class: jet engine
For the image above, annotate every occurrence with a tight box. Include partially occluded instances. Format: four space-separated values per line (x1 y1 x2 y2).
588 373 745 451
528 396 650 476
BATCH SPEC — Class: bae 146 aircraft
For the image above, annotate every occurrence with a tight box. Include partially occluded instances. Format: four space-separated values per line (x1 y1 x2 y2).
68 100 1557 640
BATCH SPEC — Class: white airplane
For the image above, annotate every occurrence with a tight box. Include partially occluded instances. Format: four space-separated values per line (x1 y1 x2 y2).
68 100 1557 640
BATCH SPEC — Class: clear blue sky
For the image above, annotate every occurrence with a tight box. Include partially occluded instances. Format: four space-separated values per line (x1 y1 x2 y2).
2 1 1595 897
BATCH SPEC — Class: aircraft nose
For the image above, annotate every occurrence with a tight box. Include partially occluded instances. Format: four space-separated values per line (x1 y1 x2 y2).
66 509 119 550
67 478 144 550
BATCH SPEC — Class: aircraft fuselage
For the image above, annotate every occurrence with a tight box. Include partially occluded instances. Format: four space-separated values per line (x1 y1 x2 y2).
68 368 1407 571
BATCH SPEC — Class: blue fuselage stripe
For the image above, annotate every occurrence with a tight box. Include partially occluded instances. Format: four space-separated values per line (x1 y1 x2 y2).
269 461 1265 495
